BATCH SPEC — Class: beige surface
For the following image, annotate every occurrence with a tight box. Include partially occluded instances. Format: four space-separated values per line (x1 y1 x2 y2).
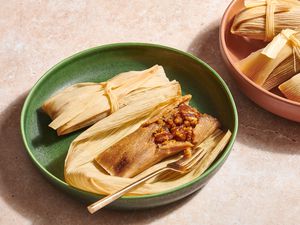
0 0 299 224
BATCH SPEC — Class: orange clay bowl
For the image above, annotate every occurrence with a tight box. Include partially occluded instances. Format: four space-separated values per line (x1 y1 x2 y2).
219 0 300 122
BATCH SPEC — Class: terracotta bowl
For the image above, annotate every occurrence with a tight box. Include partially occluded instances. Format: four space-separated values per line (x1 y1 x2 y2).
219 0 300 122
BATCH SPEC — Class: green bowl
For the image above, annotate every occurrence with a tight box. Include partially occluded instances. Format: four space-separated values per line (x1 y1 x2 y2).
21 43 238 210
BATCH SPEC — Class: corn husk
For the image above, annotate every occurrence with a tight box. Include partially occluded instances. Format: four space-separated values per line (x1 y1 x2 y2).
263 55 300 89
65 84 182 172
95 106 220 178
279 73 300 102
238 29 300 87
42 65 175 135
64 90 231 195
231 0 300 41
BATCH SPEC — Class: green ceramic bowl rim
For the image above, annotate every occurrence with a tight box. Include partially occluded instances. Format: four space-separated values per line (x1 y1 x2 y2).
20 42 238 200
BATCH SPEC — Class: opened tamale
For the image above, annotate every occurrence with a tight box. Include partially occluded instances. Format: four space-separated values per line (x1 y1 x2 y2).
42 65 176 135
64 89 231 195
238 29 300 89
95 96 220 178
231 0 300 41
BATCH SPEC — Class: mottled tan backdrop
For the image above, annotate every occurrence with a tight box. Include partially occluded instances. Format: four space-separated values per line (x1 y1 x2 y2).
0 1 299 225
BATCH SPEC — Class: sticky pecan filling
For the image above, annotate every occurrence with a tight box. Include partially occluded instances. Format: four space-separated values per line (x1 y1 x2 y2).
153 103 201 145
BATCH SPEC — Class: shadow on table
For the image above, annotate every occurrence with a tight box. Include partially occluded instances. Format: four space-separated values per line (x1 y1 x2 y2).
187 22 300 155
0 93 196 225
31 108 61 148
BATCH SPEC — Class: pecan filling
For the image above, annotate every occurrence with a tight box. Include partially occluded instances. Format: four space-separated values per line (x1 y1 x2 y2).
153 103 201 145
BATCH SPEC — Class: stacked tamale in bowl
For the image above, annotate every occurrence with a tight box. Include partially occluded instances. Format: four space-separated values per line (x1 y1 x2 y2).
220 0 300 121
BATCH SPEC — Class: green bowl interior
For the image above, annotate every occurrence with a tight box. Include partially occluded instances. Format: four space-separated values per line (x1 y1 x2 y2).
21 43 237 202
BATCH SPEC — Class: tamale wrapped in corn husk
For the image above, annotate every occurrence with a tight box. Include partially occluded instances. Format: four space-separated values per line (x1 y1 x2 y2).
42 65 174 135
279 73 300 102
231 0 300 41
238 29 300 89
64 90 231 195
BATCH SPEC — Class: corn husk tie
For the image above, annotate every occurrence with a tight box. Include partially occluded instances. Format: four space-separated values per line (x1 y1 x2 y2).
266 0 275 41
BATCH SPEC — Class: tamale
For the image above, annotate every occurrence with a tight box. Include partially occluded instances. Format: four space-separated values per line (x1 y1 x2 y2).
64 89 230 195
42 65 174 135
231 0 300 41
95 97 220 178
279 73 300 102
238 29 300 87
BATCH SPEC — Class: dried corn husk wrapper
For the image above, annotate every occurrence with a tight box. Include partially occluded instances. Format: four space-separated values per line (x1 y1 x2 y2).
279 73 300 102
263 54 300 90
231 0 300 41
42 65 173 135
64 87 231 195
238 29 300 89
